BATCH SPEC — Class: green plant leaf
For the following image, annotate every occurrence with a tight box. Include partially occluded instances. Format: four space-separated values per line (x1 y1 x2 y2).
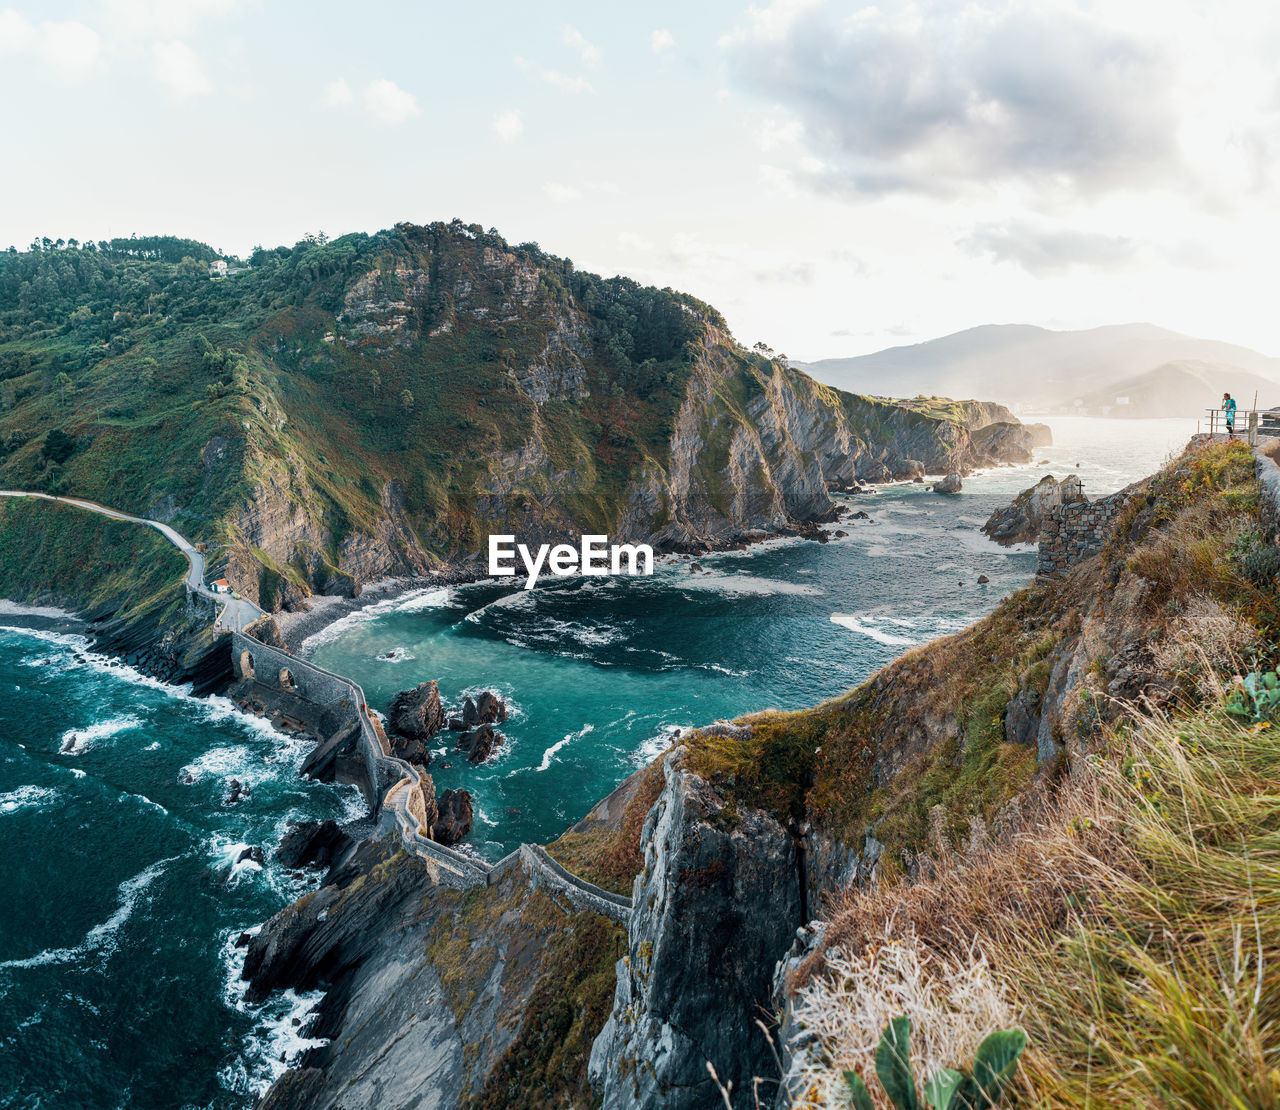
971 1028 1026 1107
844 1070 875 1110
923 1067 965 1110
875 1016 920 1110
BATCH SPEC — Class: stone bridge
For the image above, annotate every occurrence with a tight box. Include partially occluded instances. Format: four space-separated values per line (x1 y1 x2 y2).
232 629 633 922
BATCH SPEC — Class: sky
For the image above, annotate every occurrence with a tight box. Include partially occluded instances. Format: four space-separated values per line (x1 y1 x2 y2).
3 0 1280 360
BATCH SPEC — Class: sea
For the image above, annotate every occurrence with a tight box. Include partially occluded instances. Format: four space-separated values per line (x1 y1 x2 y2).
0 416 1192 1108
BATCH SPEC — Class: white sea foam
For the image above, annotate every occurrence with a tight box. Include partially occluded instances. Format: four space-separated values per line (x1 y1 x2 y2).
299 586 452 654
631 724 686 767
0 599 73 619
537 723 593 772
679 573 822 597
830 613 918 647
59 715 143 755
0 856 174 969
0 784 57 814
376 647 417 663
219 923 329 1097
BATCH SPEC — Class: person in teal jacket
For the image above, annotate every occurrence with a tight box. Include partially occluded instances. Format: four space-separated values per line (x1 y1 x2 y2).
1223 392 1237 436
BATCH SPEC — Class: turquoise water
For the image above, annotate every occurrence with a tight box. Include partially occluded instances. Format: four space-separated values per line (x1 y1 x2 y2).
0 415 1192 1107
0 629 363 1108
307 417 1194 860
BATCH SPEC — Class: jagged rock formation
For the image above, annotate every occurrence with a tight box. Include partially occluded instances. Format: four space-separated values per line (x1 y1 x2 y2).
983 474 1085 546
457 723 503 764
591 748 803 1108
276 819 356 872
458 690 508 728
432 789 473 846
386 681 445 766
933 473 963 493
243 837 624 1110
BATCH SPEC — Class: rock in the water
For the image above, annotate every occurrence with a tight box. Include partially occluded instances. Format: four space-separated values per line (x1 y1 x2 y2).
430 789 473 846
224 778 251 805
277 819 354 871
387 681 445 743
977 574 990 584
457 723 503 764
912 476 925 483
982 474 1084 546
237 845 265 866
459 690 507 728
850 510 870 520
933 473 963 494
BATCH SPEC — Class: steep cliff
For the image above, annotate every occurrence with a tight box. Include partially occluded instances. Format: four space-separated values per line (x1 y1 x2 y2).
581 438 1275 1107
0 223 1043 614
242 836 624 1109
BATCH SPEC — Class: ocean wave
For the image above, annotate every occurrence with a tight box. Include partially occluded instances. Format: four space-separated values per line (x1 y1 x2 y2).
299 586 452 654
376 647 417 663
59 715 143 755
634 724 685 766
0 856 175 969
537 723 594 772
0 784 58 814
219 935 329 1099
830 613 918 647
678 573 822 597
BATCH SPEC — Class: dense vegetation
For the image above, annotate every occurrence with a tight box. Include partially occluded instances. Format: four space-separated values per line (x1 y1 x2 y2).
0 221 737 599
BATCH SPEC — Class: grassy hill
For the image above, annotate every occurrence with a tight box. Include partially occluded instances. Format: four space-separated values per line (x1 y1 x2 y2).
0 222 1039 613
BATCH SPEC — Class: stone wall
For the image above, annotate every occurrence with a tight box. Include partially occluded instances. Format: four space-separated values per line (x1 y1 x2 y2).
1036 486 1132 579
1255 447 1280 535
231 632 635 921
231 630 381 805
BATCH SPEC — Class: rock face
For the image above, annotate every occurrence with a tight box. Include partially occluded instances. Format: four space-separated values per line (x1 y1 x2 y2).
461 691 508 727
243 837 623 1110
431 789 473 846
457 723 503 764
386 681 444 766
277 819 355 873
592 748 803 1109
933 473 963 493
983 474 1085 546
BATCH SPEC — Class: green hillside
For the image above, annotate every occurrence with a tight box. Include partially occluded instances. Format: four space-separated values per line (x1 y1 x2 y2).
0 221 1035 613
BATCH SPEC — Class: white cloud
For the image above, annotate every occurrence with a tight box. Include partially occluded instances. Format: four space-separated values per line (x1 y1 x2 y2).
492 109 524 142
564 26 599 66
543 69 592 94
322 77 352 107
544 182 583 203
726 1 1187 200
38 20 101 82
0 8 35 52
151 40 213 97
651 29 674 52
361 78 419 124
618 231 654 251
103 0 242 37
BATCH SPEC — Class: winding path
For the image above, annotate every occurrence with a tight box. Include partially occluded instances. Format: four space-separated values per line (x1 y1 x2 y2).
1 488 632 920
0 490 265 631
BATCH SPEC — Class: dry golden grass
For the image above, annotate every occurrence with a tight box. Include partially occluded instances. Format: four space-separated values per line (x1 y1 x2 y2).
787 705 1280 1109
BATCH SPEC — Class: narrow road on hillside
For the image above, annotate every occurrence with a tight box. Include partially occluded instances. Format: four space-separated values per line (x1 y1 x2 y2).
0 490 265 632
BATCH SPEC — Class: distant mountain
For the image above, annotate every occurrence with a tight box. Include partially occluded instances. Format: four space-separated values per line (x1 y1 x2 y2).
797 324 1280 413
1078 360 1280 419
